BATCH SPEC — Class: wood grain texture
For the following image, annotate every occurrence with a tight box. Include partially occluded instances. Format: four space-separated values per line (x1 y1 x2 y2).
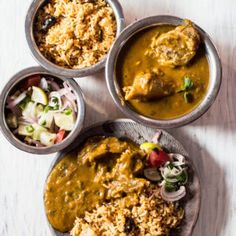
0 0 236 236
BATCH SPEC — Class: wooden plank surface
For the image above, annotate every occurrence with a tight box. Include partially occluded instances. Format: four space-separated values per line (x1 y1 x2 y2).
0 0 236 235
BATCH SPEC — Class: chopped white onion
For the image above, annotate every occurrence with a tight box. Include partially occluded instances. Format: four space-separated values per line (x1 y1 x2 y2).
40 77 49 91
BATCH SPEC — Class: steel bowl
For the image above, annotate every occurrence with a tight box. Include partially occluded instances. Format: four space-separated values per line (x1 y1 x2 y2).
25 0 125 78
0 66 85 155
106 15 222 128
44 119 201 236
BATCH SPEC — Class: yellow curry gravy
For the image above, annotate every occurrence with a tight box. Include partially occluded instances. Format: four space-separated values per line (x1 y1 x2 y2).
44 137 148 232
117 25 209 119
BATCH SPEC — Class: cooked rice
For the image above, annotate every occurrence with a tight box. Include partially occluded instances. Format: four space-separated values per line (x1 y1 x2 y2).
70 188 184 236
34 0 116 69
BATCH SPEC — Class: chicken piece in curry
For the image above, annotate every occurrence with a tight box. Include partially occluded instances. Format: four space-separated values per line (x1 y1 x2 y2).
44 137 148 232
123 70 175 101
119 20 209 119
150 20 200 67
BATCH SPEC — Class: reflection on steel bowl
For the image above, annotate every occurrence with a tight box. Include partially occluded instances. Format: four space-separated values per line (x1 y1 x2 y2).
106 15 222 128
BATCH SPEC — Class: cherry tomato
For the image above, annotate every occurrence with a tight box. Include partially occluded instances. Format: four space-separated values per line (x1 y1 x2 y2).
24 75 41 89
55 130 66 144
149 150 170 167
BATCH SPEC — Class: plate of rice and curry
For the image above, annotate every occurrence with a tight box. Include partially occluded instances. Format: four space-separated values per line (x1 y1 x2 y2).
44 119 200 236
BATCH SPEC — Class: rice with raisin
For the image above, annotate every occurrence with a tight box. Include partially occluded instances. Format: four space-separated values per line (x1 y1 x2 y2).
34 0 116 69
70 188 184 236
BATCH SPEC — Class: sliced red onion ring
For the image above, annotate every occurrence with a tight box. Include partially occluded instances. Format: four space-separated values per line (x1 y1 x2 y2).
160 165 186 183
63 81 77 100
144 168 162 181
9 106 22 117
161 185 186 202
48 80 60 91
49 91 62 108
18 116 37 124
6 92 26 109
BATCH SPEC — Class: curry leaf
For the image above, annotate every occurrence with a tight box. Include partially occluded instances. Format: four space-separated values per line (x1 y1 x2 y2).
183 77 194 90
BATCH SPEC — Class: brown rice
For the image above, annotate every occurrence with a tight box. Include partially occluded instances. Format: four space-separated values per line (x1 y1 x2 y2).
34 0 117 69
70 187 184 236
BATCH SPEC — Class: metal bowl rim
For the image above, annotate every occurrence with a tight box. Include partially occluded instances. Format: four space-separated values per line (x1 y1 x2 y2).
0 66 85 155
106 15 222 128
25 0 125 78
43 118 201 236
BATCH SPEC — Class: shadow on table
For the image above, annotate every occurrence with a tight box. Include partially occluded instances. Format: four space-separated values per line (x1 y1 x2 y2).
75 69 123 127
169 129 229 236
189 47 236 131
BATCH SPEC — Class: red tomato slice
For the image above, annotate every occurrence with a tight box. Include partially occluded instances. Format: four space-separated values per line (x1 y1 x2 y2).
149 150 170 167
24 75 41 89
55 130 66 144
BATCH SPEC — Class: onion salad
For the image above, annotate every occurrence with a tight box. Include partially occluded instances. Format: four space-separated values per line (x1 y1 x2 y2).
140 139 188 202
5 75 78 147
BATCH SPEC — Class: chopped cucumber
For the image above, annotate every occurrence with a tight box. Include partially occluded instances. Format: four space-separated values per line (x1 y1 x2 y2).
54 113 75 131
38 112 54 128
18 125 34 136
36 104 44 117
39 132 56 146
6 113 18 128
31 86 48 105
32 124 47 140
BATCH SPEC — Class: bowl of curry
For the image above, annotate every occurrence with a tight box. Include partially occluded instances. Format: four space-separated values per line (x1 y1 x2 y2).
43 119 201 235
106 15 222 128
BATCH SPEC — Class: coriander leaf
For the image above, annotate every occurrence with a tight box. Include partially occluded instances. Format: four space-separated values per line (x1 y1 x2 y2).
178 76 194 93
26 125 34 133
168 163 175 169
44 105 53 113
64 108 73 115
164 182 177 192
176 171 188 184
52 96 59 104
183 76 194 90
41 120 46 126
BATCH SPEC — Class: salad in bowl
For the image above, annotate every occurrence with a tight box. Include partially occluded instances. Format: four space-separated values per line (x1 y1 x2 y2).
0 67 85 154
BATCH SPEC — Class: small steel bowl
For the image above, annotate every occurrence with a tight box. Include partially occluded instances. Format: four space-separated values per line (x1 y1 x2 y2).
0 66 85 155
25 0 125 78
106 15 222 128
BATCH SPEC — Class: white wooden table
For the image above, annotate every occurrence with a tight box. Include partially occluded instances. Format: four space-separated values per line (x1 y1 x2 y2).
0 0 236 235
